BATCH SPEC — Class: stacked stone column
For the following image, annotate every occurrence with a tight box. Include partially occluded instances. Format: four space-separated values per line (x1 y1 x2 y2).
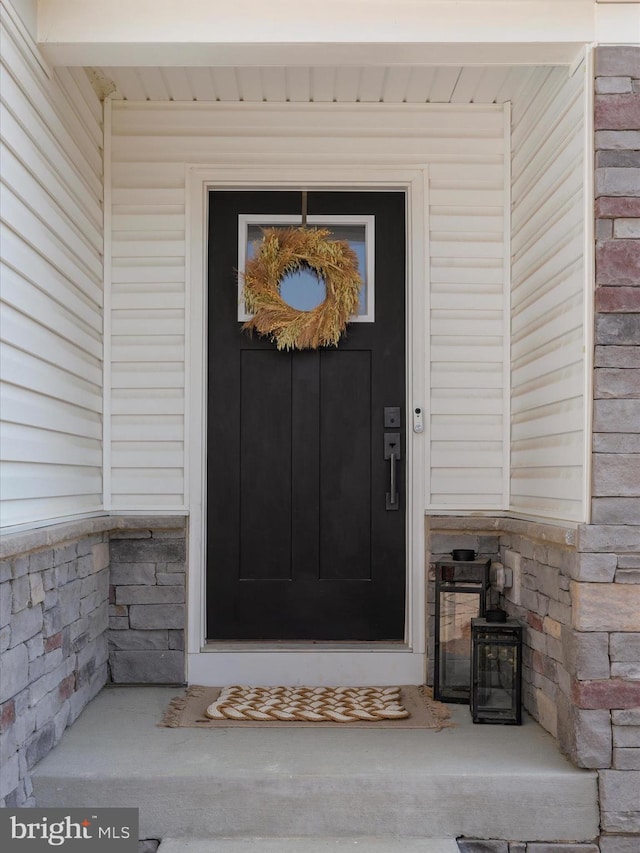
582 45 640 851
0 516 187 810
108 519 186 683
0 530 110 807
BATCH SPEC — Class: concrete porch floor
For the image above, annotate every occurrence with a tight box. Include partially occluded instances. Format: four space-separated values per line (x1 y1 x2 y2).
31 685 599 846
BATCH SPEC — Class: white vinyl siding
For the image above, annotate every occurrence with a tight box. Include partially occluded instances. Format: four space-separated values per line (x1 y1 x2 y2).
428 152 508 508
109 100 508 511
109 164 186 509
0 5 103 528
510 65 586 521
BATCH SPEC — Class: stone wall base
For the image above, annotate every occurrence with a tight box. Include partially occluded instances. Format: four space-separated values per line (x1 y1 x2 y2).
1 527 110 807
457 840 640 852
108 520 186 684
458 841 604 853
458 842 600 853
428 513 639 850
0 515 187 809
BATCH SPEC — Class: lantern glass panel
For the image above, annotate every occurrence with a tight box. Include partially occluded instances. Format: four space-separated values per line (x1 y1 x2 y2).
434 560 490 704
471 620 523 725
438 591 482 702
475 634 517 717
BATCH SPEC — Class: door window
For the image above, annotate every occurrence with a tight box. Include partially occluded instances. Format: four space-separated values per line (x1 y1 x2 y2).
238 215 375 321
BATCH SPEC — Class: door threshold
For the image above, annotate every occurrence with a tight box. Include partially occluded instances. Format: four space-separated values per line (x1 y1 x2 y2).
202 640 409 652
189 645 426 686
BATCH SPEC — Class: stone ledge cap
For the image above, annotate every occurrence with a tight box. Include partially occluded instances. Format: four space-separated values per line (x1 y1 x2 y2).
0 515 188 560
427 514 577 546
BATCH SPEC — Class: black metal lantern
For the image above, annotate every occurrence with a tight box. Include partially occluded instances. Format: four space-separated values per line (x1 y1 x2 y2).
471 616 523 725
434 558 490 703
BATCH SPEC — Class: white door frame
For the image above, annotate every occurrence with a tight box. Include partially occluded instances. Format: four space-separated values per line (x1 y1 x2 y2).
186 165 428 686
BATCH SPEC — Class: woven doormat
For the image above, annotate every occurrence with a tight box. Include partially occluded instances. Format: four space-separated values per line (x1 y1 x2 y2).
208 685 408 722
160 685 452 729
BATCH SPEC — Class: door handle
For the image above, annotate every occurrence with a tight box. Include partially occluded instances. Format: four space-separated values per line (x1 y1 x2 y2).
388 451 398 509
384 433 401 511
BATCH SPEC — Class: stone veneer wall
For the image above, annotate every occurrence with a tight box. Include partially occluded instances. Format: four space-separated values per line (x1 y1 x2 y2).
457 841 600 853
0 516 186 810
427 517 577 745
0 524 110 808
591 45 640 852
108 521 186 683
428 513 640 851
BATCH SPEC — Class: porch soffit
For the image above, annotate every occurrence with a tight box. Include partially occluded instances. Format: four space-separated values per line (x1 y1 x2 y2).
86 64 562 106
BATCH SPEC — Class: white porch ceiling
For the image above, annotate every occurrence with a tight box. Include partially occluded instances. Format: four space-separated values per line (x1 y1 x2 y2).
92 64 546 105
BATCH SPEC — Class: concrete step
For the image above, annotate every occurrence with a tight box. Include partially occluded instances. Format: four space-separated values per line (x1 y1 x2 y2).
157 839 460 852
32 686 599 844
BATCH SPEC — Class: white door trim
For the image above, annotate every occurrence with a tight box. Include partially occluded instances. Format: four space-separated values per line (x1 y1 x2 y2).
186 165 428 686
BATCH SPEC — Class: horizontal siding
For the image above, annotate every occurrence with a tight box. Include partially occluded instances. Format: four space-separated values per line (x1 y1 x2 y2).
0 461 102 501
0 6 103 528
510 65 586 522
108 104 184 507
1 383 101 439
0 344 102 413
111 100 507 511
428 127 508 507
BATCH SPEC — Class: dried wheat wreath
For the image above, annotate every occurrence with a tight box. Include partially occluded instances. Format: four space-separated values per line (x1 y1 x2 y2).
241 227 362 350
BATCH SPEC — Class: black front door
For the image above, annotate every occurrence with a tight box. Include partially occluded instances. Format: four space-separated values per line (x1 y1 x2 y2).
207 190 406 640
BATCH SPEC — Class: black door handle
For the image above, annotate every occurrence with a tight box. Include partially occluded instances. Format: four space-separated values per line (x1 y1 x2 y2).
384 433 401 511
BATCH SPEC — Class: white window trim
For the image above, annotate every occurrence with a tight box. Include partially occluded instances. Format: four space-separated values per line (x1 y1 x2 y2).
237 214 375 322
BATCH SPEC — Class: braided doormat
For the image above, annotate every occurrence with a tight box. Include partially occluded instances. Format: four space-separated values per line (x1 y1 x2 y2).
208 686 408 722
160 685 452 729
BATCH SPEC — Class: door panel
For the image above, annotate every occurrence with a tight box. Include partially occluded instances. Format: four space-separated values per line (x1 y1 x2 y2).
319 350 372 581
207 190 406 640
239 350 292 581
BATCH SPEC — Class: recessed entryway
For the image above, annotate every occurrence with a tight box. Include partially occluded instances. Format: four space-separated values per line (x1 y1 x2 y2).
186 164 429 685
